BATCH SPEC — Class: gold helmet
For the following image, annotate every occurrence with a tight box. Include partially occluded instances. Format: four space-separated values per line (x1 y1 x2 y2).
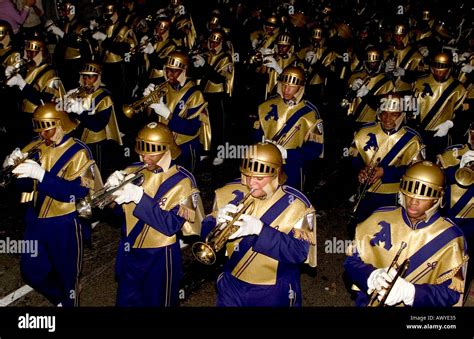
422 10 431 21
433 20 451 38
165 51 189 70
394 24 407 36
32 102 78 134
79 61 102 75
0 20 12 40
265 15 279 27
209 29 225 43
175 17 191 31
155 17 172 31
209 15 220 26
103 2 116 16
135 122 181 159
431 51 452 69
240 142 286 184
25 38 45 52
366 48 382 62
276 32 292 46
400 161 445 200
279 66 305 86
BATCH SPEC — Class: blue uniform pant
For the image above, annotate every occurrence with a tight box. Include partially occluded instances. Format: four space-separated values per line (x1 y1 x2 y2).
115 241 182 307
216 271 302 307
21 209 83 307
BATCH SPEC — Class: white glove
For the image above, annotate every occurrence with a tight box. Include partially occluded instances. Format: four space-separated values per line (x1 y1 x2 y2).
105 170 125 188
356 85 369 97
143 83 155 96
305 50 316 65
142 42 155 54
3 148 27 168
460 150 474 168
216 203 239 224
140 35 149 44
393 67 405 77
379 276 415 306
459 52 471 62
6 74 26 89
89 19 99 30
367 267 391 293
229 214 263 239
259 47 273 55
251 39 258 49
263 56 282 74
351 78 364 91
193 54 205 68
113 183 144 204
48 25 64 38
461 64 473 74
92 31 107 41
385 59 395 73
149 97 171 119
12 159 45 182
5 65 15 77
419 46 429 57
433 120 453 137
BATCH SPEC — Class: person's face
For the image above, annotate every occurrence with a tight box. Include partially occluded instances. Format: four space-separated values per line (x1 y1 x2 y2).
81 74 98 87
380 111 402 131
394 33 406 49
405 195 436 220
143 153 164 171
277 44 290 55
26 49 39 61
281 84 300 101
264 25 275 34
165 67 183 85
40 128 57 145
209 39 220 50
431 67 450 82
245 175 273 198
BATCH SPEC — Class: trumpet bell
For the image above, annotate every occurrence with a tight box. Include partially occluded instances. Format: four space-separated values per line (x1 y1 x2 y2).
455 166 473 187
76 197 93 219
192 242 216 265
122 104 135 119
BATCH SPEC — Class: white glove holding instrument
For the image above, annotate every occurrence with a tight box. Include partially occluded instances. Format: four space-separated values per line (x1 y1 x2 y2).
92 31 107 42
460 150 474 169
217 204 239 224
3 148 27 168
6 74 26 90
229 214 263 239
113 183 144 204
143 83 155 96
264 56 282 74
48 25 65 38
12 159 45 182
105 170 125 188
149 97 171 119
377 275 415 306
193 54 205 68
356 85 369 97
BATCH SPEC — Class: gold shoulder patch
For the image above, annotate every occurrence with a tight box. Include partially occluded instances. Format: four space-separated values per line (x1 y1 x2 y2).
177 204 196 223
291 228 316 246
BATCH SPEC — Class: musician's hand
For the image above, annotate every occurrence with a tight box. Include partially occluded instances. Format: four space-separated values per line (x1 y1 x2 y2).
143 83 155 96
142 42 154 54
356 85 369 97
305 50 316 64
140 35 149 44
264 56 282 74
193 54 205 68
461 63 473 74
5 65 15 77
105 170 125 189
393 67 405 77
6 74 26 90
433 120 453 137
217 204 238 224
150 97 171 119
89 19 99 30
12 159 45 182
113 183 144 205
358 167 369 183
377 275 415 306
3 148 27 168
229 214 263 239
351 78 364 90
48 25 64 38
92 31 107 42
368 167 383 184
259 47 272 55
385 59 395 73
367 267 391 294
251 39 259 49
460 150 474 168
419 46 429 57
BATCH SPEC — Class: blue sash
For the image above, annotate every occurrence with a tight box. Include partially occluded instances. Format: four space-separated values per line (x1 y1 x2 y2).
379 132 414 168
272 104 313 141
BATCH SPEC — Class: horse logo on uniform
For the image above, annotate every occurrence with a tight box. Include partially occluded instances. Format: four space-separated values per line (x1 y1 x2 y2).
229 190 244 205
363 133 378 151
370 221 392 250
264 104 279 121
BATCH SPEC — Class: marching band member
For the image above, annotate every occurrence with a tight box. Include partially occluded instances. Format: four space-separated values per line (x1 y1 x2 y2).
345 161 468 307
200 142 316 306
108 122 203 306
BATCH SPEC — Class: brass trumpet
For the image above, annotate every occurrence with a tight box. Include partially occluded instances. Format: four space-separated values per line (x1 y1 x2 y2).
368 241 409 307
246 51 277 65
352 150 381 214
0 140 46 188
66 86 94 101
123 82 168 118
192 189 256 265
340 77 370 108
76 164 147 219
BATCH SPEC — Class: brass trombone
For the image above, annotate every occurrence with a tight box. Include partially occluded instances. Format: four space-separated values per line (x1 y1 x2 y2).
0 140 46 188
192 189 256 265
123 82 168 118
352 150 381 214
368 241 409 307
76 164 147 219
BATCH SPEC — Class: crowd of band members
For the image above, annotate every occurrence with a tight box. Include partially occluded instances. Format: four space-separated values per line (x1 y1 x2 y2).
0 0 472 307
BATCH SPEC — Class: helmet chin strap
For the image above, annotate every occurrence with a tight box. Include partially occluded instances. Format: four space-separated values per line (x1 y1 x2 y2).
50 125 65 145
261 176 279 199
156 150 172 172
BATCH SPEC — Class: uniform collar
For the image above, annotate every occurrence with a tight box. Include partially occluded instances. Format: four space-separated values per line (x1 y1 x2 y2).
401 206 441 230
